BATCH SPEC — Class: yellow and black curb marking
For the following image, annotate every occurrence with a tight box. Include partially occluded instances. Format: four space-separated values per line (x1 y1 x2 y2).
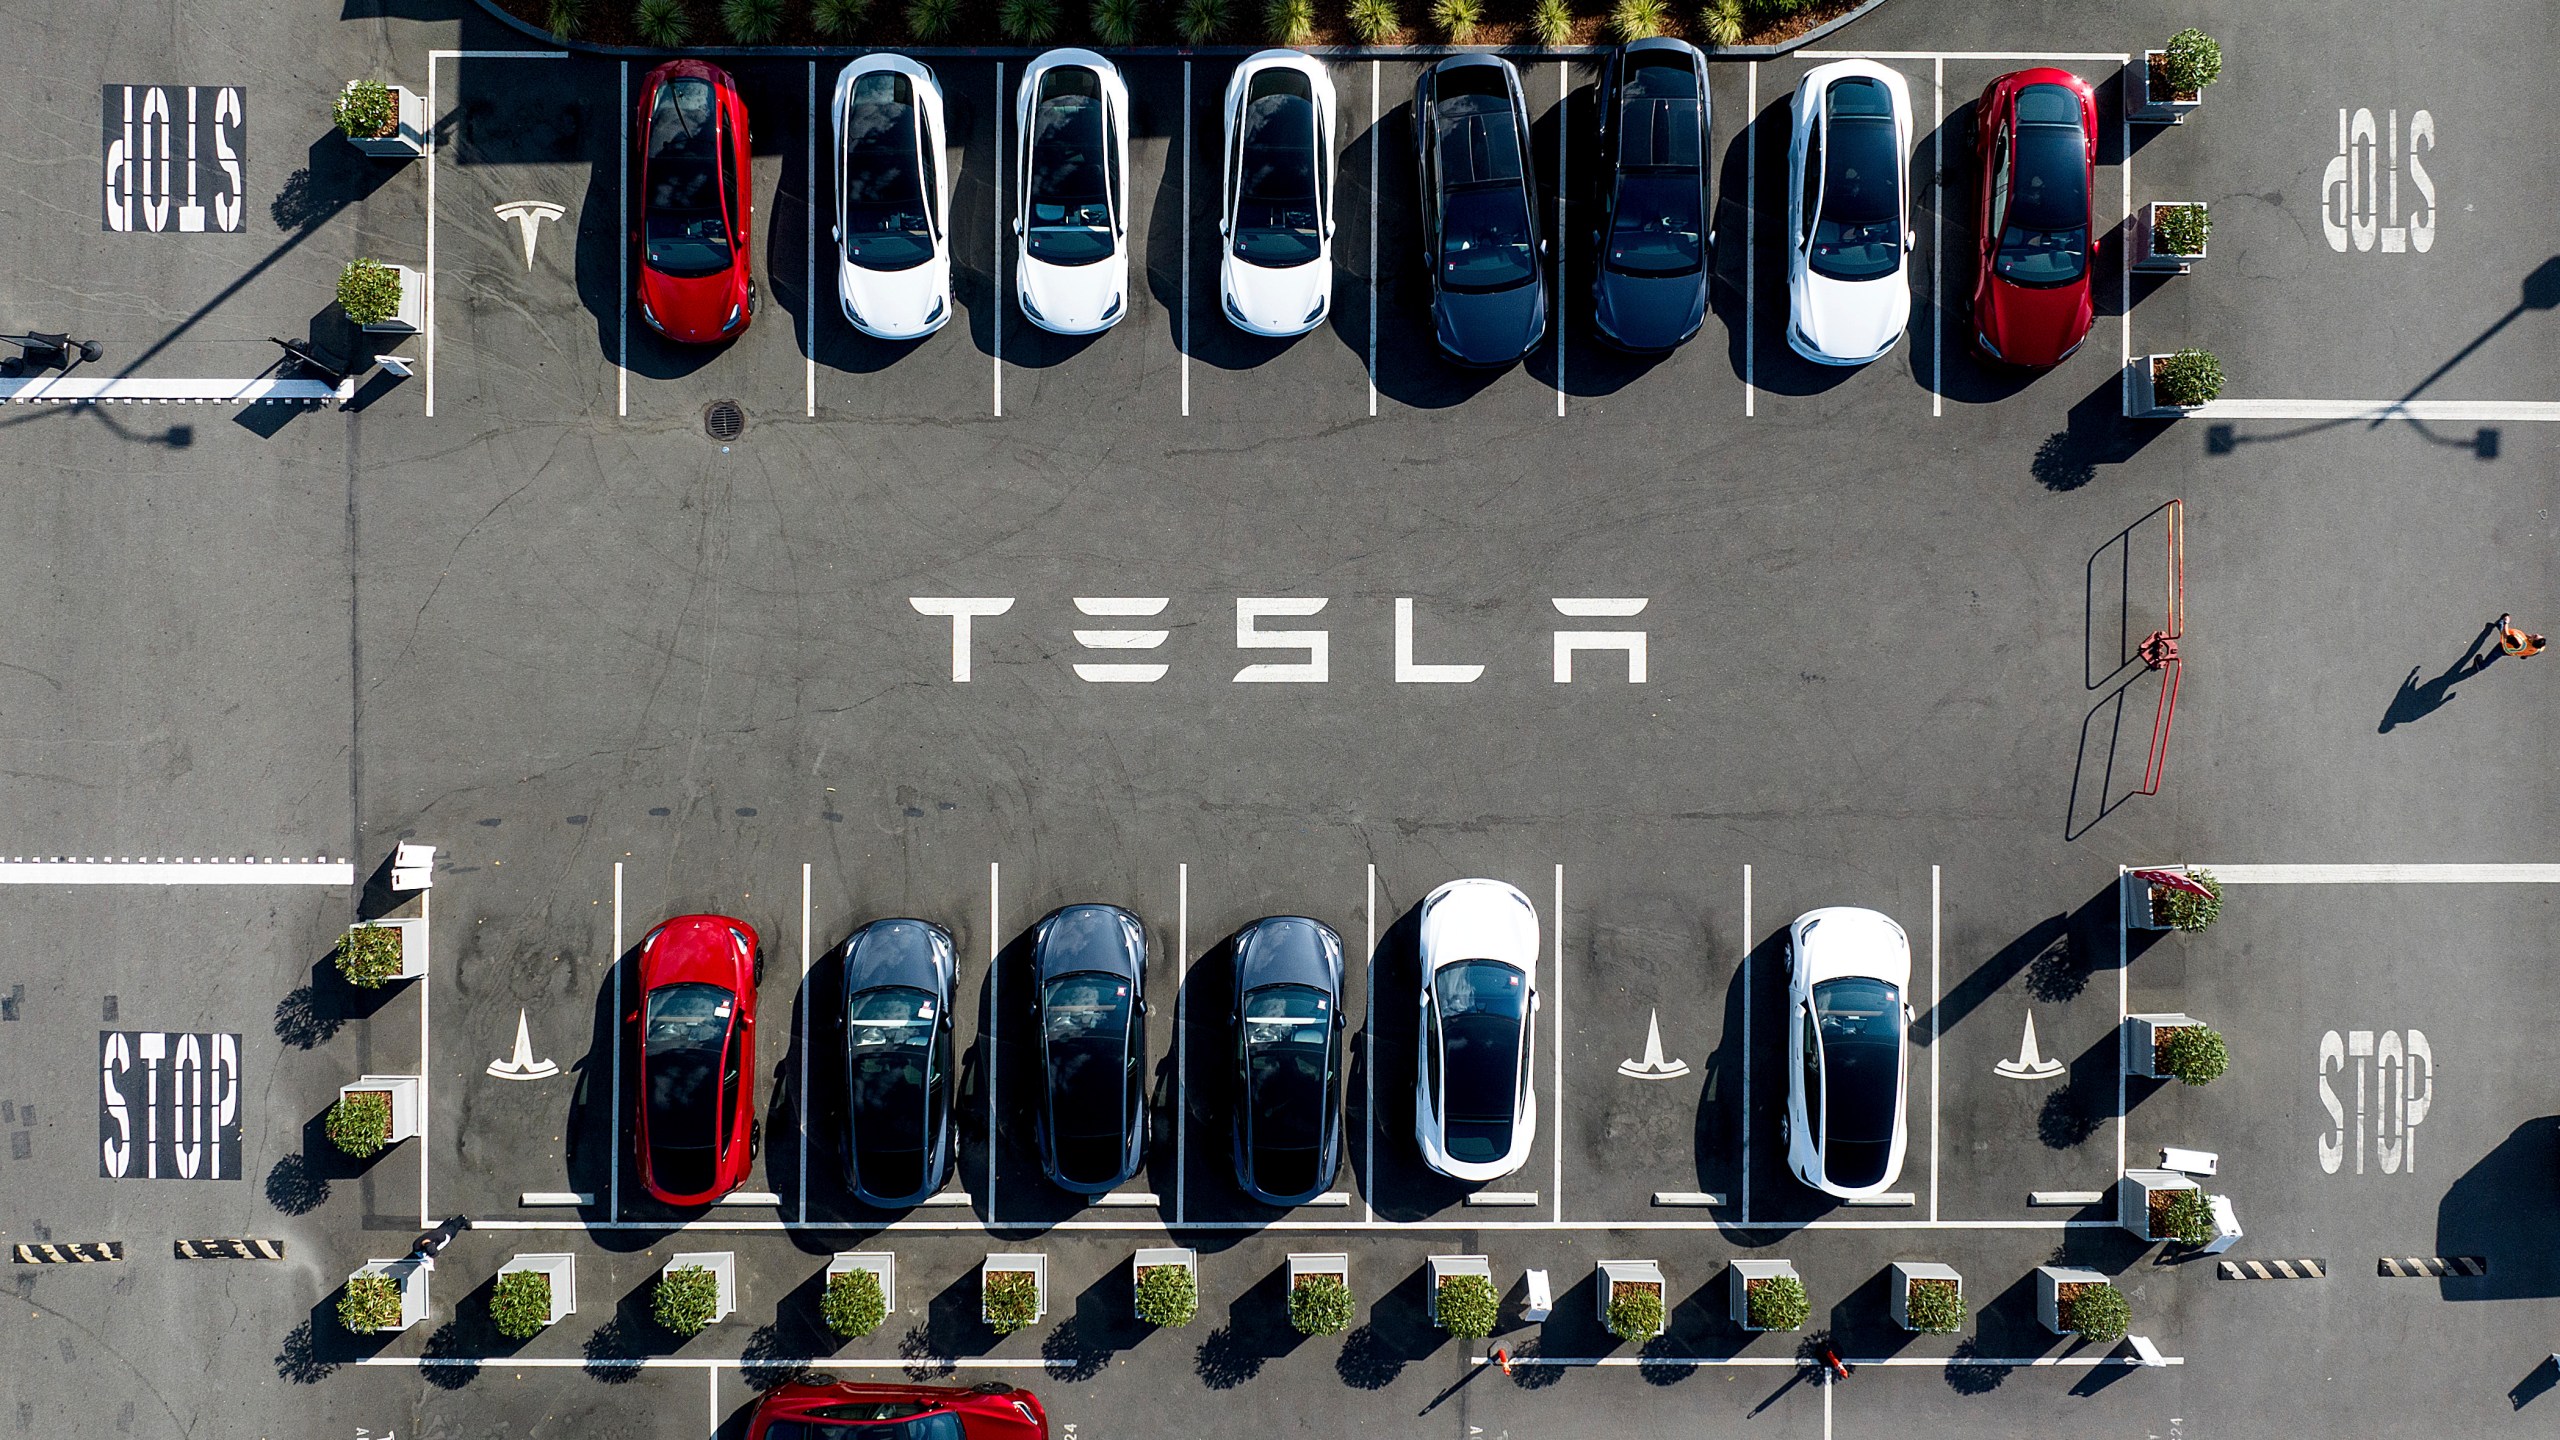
174 1237 285 1261
12 1242 123 1263
2217 1258 2326 1280
2377 1255 2487 1278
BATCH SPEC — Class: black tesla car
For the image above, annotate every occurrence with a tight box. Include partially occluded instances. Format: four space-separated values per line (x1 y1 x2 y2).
1230 916 1346 1207
1591 39 1712 353
840 918 957 1208
1031 904 1149 1195
1415 55 1547 367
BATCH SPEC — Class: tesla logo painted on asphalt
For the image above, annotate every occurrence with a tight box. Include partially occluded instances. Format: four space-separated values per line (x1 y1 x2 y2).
2318 1028 2432 1174
1994 1013 2065 1080
1617 1010 1689 1080
494 201 566 270
101 86 246 233
99 1031 241 1180
486 1009 560 1081
2323 108 2435 253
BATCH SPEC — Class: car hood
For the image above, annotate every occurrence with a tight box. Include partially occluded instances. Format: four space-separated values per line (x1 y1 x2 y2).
640 266 745 345
841 253 950 339
1222 252 1329 334
1792 907 1911 988
1594 268 1705 352
1421 879 1539 970
1435 280 1547 367
1020 251 1127 333
845 919 953 995
1792 266 1909 361
1976 271 2092 367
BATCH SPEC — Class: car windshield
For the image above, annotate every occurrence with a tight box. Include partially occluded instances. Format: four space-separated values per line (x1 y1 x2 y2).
1244 984 1331 1150
1809 80 1901 282
1812 976 1901 1145
646 78 733 279
1028 75 1114 266
762 1412 966 1440
644 982 729 1152
1436 99 1535 293
1608 174 1704 277
848 986 935 1152
1435 960 1526 1162
1043 972 1131 1144
1994 106 2090 287
1233 80 1322 269
841 73 934 273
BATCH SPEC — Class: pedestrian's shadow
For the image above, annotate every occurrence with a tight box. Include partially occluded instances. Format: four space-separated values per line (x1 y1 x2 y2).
2379 621 2500 732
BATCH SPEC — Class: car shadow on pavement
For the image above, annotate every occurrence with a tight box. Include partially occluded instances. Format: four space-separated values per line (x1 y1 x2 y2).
2436 1117 2560 1302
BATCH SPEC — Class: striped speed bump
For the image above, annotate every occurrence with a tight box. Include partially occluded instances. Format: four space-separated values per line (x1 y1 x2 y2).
174 1238 286 1261
13 1242 123 1264
2218 1258 2325 1280
2377 1255 2486 1278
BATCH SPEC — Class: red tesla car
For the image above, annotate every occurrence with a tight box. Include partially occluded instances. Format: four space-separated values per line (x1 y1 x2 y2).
637 60 756 344
634 913 761 1206
745 1382 1048 1440
1968 68 2097 368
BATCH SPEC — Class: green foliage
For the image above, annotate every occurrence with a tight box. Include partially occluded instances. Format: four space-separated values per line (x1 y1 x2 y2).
634 0 695 46
1745 1274 1809 1331
1265 0 1315 44
1434 1274 1498 1339
1175 0 1229 43
723 0 785 41
2160 1025 2228 1085
813 0 872 36
2060 1282 2129 1342
490 1270 553 1339
2153 867 2224 925
655 1265 722 1336
1429 0 1481 42
326 1090 394 1158
1605 1284 1664 1341
1091 0 1144 43
2161 29 2223 95
1000 0 1063 40
984 1271 1040 1335
1609 0 1668 40
334 80 398 140
906 0 962 38
2152 203 2210 257
1344 0 1398 42
1134 1263 1198 1328
1288 1273 1354 1336
2154 1188 2217 1246
335 922 405 987
822 1269 888 1338
1526 0 1573 46
1746 0 1810 16
1903 1277 1964 1334
1698 0 1743 46
338 1273 405 1332
544 0 588 37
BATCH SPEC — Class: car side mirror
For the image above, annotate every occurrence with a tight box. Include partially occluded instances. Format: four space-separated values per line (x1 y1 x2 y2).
829 224 840 242
1012 218 1024 237
1217 219 1228 237
625 1011 639 1025
1905 232 1917 252
1539 237 1552 257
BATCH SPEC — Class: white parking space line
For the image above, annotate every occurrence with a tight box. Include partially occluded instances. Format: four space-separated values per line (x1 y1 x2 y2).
1364 862 1376 1222
987 861 1001 1222
472 1214 2107 1232
2171 399 2560 422
1551 863 1563 1220
1479 1352 2179 1369
1181 63 1192 420
2115 864 2128 1183
1929 863 1940 1222
709 1366 718 1438
1554 61 1567 418
1800 49 2132 61
366 1356 1080 1374
419 886 434 1226
1930 58 1942 418
0 859 352 884
798 862 812 1221
1367 61 1380 419
1739 863 1751 1223
806 63 817 419
992 64 1005 418
2186 863 2560 882
2117 91 2129 416
1174 861 1188 1223
611 860 624 1221
1743 64 1756 418
619 61 629 418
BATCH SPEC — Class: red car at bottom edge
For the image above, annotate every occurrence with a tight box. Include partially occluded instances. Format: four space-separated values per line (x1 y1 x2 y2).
745 1382 1050 1440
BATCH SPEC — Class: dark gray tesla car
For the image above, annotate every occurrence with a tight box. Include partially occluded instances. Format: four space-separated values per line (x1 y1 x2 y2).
1415 55 1547 367
1230 916 1346 1207
1591 39 1712 353
840 918 957 1208
1031 904 1149 1195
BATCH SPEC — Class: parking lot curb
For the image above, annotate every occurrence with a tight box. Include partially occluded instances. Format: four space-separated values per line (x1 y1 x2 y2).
174 1238 286 1261
2376 1256 2486 1278
12 1242 122 1264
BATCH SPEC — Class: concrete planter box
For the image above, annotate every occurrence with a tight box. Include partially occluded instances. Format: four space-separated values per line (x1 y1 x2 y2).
499 1253 577 1326
347 915 428 980
2129 357 2213 417
665 1251 738 1325
2036 1264 2110 1334
350 1257 429 1332
345 82 429 157
341 1074 422 1143
2120 1168 2202 1241
828 1252 897 1314
1132 1246 1196 1321
2137 202 2208 274
2132 51 2204 124
359 264 426 335
1287 1252 1348 1288
1728 1258 1802 1331
1889 1261 1963 1332
2126 1014 2202 1079
982 1253 1046 1326
1597 1259 1666 1339
1425 1254 1492 1326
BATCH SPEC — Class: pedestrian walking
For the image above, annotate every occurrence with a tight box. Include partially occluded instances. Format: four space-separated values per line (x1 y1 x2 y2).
406 1214 471 1271
2498 614 2546 659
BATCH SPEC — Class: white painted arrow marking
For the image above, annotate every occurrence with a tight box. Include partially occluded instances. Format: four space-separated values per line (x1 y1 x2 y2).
1617 1009 1690 1080
486 1009 559 1081
1994 1012 2065 1080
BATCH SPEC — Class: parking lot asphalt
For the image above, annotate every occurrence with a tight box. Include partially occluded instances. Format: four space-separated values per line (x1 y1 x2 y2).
2 0 2558 1437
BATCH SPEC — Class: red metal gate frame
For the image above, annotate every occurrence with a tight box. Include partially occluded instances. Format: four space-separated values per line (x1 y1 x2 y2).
2137 499 2186 796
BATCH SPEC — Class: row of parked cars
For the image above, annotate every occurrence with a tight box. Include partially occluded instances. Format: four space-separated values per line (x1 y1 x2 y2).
632 47 2098 369
631 882 1920 1211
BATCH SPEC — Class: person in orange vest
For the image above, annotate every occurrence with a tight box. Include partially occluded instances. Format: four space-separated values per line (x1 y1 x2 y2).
2497 613 2546 661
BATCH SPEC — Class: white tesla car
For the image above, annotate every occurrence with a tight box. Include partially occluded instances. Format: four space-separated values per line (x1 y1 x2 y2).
1783 907 1914 1199
1014 49 1130 336
1414 878 1540 1183
1218 50 1336 337
1785 60 1915 365
831 56 953 340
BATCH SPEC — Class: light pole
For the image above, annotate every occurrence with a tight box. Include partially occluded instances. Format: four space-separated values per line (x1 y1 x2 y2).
0 332 103 376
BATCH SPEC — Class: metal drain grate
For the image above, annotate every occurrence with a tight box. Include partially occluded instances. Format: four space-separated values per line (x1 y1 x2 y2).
704 399 745 441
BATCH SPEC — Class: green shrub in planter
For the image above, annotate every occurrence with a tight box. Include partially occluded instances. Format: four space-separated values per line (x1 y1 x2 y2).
2161 29 2223 96
2160 1025 2229 1085
1525 0 1571 45
1134 1263 1198 1328
1345 0 1398 41
1746 1274 1809 1332
2153 867 2224 928
906 0 961 38
1091 0 1144 44
1000 0 1062 41
1749 0 1812 16
1429 0 1481 42
336 924 404 988
1265 0 1315 44
813 0 871 37
1606 1285 1665 1342
634 0 694 46
490 1270 552 1339
1903 1278 1964 1334
327 1090 393 1159
334 81 398 140
337 261 404 328
1698 0 1744 46
2154 1188 2218 1247
983 1271 1040 1336
1435 1274 1498 1339
2153 204 2210 257
2152 350 2224 410
721 0 785 42
654 1265 721 1337
338 1273 405 1332
544 0 587 37
1610 0 1668 39
1175 0 1229 41
1288 1274 1354 1336
821 1269 887 1339
2059 1281 2129 1343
